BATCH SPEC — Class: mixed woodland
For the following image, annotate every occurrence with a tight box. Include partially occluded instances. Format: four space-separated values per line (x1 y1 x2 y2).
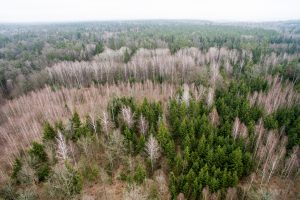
0 20 300 200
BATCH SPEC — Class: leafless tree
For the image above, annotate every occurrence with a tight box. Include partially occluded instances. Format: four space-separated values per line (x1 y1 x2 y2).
232 118 240 140
225 187 237 200
154 170 170 199
249 76 299 114
182 84 190 105
176 193 185 200
209 108 220 126
56 131 69 163
121 106 134 128
101 111 111 136
139 115 148 136
88 112 98 134
232 118 248 140
145 135 160 171
206 88 214 107
282 146 299 178
202 187 210 200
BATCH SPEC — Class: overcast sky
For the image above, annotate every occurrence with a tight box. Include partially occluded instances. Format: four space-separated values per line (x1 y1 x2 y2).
0 0 300 23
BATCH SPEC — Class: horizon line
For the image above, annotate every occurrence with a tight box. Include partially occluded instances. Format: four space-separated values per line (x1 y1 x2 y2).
0 18 300 25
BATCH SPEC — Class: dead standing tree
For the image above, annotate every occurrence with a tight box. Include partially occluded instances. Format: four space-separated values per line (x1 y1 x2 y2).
145 134 160 171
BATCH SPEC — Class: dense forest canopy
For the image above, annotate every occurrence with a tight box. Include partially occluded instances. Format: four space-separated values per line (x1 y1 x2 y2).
0 20 300 200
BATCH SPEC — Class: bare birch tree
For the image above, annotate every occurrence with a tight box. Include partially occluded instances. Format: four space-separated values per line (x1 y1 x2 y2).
139 115 148 136
121 106 134 128
56 131 69 163
145 135 160 171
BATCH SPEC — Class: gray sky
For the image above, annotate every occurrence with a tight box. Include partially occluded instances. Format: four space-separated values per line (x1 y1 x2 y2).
1 0 300 23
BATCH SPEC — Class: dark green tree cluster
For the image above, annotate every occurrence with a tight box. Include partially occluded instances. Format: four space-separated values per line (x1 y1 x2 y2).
123 49 131 63
69 112 91 140
273 60 300 91
120 164 147 185
48 111 99 141
265 106 300 149
216 81 264 126
11 158 22 184
42 122 56 141
156 121 176 161
263 115 278 130
11 142 50 184
214 80 265 153
166 95 254 199
28 142 50 182
135 98 163 131
94 41 104 55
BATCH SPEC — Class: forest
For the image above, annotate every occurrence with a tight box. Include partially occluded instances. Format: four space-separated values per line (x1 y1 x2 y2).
0 20 299 200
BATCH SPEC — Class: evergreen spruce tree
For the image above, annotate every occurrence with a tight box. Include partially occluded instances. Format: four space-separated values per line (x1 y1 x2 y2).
95 41 104 54
123 48 130 63
42 122 56 141
71 111 81 130
231 148 243 177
